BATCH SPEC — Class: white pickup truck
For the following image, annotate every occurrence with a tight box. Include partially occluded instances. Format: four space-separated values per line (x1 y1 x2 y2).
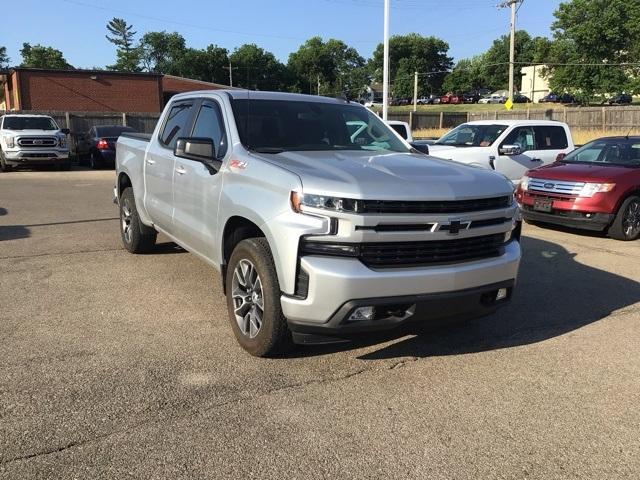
0 114 71 171
115 90 522 356
428 120 575 184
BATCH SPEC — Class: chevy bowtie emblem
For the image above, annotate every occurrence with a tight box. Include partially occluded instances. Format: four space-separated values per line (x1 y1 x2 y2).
440 219 471 235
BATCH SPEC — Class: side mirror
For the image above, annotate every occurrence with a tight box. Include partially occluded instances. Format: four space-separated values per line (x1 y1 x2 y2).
61 128 71 135
410 142 430 155
499 144 522 156
174 137 216 162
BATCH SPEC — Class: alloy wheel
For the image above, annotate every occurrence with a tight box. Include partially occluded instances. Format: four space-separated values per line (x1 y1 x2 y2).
231 259 264 339
120 198 133 244
622 199 640 239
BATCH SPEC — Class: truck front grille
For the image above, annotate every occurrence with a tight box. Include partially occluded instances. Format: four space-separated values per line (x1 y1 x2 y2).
358 196 511 214
17 137 58 148
301 233 506 268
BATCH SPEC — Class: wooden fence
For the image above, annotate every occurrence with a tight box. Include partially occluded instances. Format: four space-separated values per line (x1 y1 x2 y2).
389 105 640 133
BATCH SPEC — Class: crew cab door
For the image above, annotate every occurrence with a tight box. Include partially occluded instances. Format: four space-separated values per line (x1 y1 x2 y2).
495 126 543 183
172 98 228 259
144 100 195 235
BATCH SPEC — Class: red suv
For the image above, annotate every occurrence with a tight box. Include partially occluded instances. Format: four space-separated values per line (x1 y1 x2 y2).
516 136 640 240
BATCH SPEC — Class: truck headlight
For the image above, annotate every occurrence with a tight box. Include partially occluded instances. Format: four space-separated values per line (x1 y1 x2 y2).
5 136 15 148
291 191 360 213
520 175 530 191
578 183 615 198
58 136 67 148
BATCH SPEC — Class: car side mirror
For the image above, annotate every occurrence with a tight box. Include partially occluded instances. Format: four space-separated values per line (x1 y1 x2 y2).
174 137 220 174
410 142 429 155
61 128 71 135
499 144 522 156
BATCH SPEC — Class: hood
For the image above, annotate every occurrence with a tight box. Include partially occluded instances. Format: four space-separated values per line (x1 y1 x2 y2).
531 162 639 183
5 129 63 136
256 150 513 200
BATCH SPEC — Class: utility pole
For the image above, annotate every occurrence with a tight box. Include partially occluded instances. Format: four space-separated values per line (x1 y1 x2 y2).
413 71 418 112
223 60 237 88
382 0 390 120
498 0 521 102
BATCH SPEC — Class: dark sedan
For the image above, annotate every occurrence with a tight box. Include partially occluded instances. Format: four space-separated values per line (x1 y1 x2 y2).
84 125 136 169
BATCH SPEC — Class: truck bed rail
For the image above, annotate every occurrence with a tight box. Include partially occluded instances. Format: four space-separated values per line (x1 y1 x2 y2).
120 132 152 142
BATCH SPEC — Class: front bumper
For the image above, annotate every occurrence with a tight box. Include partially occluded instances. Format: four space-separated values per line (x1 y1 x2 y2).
521 206 613 231
281 239 521 331
4 149 69 165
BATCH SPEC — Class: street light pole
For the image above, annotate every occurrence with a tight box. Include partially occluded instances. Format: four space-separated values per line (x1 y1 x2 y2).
498 0 520 102
382 0 390 120
413 71 418 112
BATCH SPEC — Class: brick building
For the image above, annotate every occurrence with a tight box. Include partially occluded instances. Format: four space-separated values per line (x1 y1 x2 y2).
0 68 232 113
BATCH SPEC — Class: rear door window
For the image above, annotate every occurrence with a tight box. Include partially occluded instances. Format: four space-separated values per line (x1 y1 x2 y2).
159 102 193 149
534 126 568 150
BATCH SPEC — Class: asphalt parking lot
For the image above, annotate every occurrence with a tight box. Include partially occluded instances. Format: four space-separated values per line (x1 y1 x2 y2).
1 169 639 479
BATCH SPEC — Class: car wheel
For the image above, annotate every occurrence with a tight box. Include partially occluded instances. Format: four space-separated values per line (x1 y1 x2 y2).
0 150 12 172
89 151 103 170
119 187 157 253
225 237 293 357
608 195 640 241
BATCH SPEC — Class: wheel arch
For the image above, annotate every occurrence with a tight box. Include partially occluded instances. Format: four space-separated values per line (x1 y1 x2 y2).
221 216 268 294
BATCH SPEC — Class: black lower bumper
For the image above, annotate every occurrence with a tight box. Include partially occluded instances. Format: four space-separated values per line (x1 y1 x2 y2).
287 280 514 340
521 207 613 231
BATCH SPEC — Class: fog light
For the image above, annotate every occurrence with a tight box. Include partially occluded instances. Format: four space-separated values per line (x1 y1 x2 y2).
496 288 508 301
348 306 375 322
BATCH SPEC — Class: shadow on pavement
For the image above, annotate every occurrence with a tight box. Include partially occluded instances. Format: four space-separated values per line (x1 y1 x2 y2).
0 207 7 216
0 225 31 241
290 235 640 359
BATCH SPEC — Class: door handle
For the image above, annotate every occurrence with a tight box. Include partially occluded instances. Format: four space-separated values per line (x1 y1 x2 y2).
146 158 156 165
175 165 187 175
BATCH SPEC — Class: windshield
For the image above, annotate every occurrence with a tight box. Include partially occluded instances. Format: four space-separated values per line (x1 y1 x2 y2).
435 123 507 147
562 139 640 167
95 126 135 137
231 99 410 153
2 116 58 131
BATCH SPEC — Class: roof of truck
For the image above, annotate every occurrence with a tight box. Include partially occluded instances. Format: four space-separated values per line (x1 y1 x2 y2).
1 113 55 118
171 89 361 105
464 119 567 126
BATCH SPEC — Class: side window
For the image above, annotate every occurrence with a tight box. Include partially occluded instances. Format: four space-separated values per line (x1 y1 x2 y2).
534 126 568 150
159 102 193 149
191 101 228 159
389 124 408 140
502 127 535 153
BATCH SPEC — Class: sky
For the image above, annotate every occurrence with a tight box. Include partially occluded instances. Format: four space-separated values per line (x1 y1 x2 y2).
3 0 562 69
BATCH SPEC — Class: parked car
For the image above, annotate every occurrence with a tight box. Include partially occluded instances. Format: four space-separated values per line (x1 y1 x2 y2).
463 92 480 104
115 90 522 356
0 114 70 171
385 120 413 142
539 92 575 104
428 120 575 184
605 93 632 105
416 95 438 105
513 94 531 103
84 125 136 169
478 94 506 104
517 136 640 240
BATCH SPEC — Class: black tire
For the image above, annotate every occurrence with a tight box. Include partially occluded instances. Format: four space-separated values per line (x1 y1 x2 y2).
225 237 293 357
608 195 640 241
89 151 103 170
58 161 71 171
0 150 12 172
119 187 157 253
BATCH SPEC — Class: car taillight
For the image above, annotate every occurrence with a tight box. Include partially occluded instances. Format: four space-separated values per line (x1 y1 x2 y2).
97 139 109 149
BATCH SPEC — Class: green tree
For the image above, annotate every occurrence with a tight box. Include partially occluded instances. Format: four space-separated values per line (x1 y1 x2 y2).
139 31 186 74
547 0 640 100
20 43 72 69
105 17 140 71
229 44 291 91
177 45 230 85
369 34 452 97
441 57 486 93
288 37 367 96
0 46 9 68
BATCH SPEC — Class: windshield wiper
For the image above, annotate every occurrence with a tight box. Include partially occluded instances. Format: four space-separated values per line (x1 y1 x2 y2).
250 147 286 154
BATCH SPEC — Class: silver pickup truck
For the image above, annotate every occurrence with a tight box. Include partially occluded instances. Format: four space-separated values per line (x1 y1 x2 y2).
115 90 521 357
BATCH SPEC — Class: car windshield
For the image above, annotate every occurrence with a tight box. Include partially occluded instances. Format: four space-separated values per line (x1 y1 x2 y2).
230 98 410 153
435 124 507 147
95 126 135 137
561 139 640 167
3 116 58 130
